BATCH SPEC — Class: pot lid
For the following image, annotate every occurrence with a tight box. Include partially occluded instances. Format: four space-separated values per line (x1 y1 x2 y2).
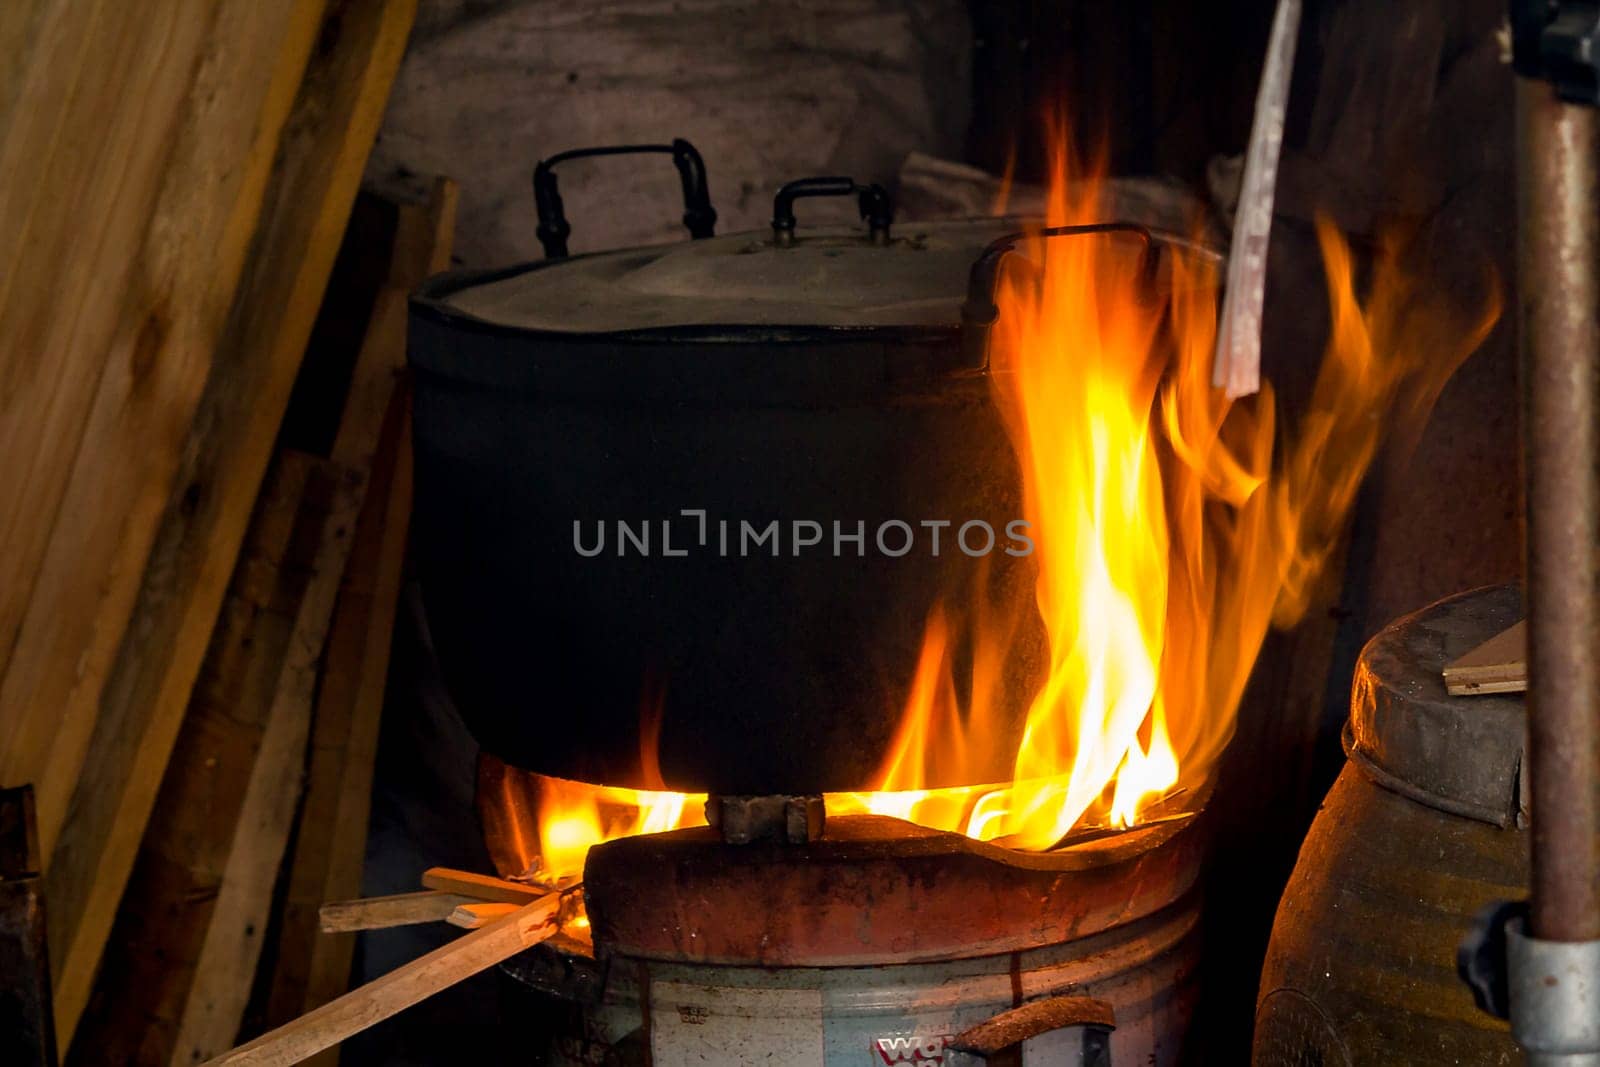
440 216 1055 334
433 159 1217 337
1345 584 1526 828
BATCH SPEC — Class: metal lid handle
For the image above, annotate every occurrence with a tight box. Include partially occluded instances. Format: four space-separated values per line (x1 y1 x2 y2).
533 139 717 259
958 222 1162 372
771 176 893 247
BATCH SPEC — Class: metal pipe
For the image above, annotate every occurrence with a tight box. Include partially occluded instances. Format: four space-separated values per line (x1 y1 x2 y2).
1518 76 1600 944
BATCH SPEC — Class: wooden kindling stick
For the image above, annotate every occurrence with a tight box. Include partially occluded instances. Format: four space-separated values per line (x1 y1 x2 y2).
419 865 549 904
317 890 475 934
446 902 522 930
202 892 559 1066
316 868 550 932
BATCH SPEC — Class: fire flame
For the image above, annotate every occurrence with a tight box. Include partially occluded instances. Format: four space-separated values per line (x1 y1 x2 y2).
489 141 1499 882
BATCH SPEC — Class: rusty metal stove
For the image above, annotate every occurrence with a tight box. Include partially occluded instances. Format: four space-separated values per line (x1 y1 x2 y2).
484 766 1207 1067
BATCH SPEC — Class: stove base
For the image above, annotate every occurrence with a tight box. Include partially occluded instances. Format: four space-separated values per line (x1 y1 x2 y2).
539 894 1199 1066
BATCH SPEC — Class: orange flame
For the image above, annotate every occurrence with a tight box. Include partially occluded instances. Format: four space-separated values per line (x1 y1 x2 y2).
492 138 1499 883
481 764 706 885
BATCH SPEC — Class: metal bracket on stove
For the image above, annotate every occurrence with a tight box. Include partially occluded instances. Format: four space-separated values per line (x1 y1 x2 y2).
704 794 824 845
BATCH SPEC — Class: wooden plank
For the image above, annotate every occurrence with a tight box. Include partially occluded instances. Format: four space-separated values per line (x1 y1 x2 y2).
419 867 550 906
67 452 339 1067
385 178 461 289
303 405 413 926
265 180 455 1035
326 177 458 474
170 179 453 1067
446 902 522 930
262 390 408 1030
203 896 559 1067
168 462 365 1066
1443 619 1527 696
43 0 419 1045
317 892 473 934
0 0 331 858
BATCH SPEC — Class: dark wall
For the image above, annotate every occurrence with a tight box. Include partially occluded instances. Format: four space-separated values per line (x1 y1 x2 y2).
968 0 1281 182
365 0 973 266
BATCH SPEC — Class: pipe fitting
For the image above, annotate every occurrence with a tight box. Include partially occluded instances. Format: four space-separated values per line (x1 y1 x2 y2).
1508 916 1600 1065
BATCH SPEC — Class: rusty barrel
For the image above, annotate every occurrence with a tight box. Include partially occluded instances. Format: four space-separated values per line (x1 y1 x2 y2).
1253 585 1525 1065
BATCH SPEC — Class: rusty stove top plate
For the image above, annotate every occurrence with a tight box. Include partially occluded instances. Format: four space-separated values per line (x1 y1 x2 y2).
582 812 1205 967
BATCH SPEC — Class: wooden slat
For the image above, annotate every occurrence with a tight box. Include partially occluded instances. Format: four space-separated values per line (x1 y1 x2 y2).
265 179 455 1036
385 178 462 289
67 452 339 1067
324 177 458 477
44 0 419 1045
419 868 549 906
262 392 408 1030
169 178 454 1067
446 902 522 930
169 464 366 1065
1443 619 1527 696
203 897 559 1067
304 409 413 926
317 892 474 934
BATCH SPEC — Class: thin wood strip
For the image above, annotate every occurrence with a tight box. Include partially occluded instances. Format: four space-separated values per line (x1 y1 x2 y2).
1443 619 1527 696
318 892 473 934
169 463 366 1065
266 392 408 1027
66 450 338 1067
298 404 416 1036
1211 0 1302 398
203 896 559 1067
267 180 453 1034
420 867 549 906
44 0 419 1044
446 902 522 930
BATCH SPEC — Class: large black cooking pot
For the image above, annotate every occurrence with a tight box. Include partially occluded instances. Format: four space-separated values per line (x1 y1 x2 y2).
409 143 1204 793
